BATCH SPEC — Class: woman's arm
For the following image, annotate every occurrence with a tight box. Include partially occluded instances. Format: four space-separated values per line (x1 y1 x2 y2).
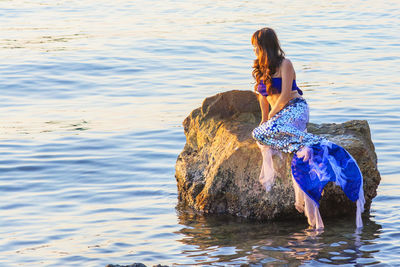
258 94 270 125
268 59 295 119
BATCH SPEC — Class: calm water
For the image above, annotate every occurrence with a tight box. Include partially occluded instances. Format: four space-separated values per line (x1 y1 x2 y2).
0 0 399 266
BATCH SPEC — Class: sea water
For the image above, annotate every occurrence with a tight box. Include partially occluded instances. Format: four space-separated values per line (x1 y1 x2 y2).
0 0 399 266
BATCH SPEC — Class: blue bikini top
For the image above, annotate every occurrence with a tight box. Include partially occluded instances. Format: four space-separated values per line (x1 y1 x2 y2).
257 77 303 96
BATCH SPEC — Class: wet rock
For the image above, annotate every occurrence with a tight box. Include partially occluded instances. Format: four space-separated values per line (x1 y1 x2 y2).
106 264 147 267
175 90 381 220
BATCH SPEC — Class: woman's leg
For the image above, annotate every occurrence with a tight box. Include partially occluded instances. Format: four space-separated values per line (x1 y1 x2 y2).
257 142 280 191
252 98 324 153
253 97 315 194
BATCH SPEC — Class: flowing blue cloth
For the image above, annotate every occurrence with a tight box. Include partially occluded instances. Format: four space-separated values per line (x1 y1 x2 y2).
252 97 364 216
291 141 362 206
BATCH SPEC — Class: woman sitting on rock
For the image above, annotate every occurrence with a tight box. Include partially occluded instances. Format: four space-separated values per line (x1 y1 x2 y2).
251 27 365 229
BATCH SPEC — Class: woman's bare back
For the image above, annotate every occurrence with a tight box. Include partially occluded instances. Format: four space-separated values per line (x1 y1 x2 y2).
267 61 302 108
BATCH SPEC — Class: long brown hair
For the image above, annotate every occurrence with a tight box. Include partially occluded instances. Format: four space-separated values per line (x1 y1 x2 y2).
251 28 285 95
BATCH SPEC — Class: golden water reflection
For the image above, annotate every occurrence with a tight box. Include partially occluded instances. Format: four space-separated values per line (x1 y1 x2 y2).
175 208 382 265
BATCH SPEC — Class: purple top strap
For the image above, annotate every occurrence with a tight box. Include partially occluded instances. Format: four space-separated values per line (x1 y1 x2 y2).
257 77 303 96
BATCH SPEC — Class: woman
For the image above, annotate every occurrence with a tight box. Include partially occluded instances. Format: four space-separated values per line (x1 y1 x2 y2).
251 28 365 229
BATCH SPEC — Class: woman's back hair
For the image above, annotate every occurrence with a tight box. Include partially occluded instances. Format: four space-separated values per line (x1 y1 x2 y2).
251 28 285 95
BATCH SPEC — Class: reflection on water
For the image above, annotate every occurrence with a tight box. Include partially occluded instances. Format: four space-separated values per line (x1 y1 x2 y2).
0 0 399 265
176 208 382 265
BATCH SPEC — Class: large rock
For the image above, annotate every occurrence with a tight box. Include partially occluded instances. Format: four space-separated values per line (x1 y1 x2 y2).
175 90 381 220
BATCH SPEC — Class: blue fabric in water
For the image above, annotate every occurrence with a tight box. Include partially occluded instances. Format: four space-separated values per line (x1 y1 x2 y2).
291 141 362 205
252 97 363 207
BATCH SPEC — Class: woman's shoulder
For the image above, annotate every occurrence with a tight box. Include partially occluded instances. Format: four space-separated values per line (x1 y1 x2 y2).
281 58 294 69
279 58 296 78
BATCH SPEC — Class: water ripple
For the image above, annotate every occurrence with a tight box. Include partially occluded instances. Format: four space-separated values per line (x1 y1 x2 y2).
0 0 399 266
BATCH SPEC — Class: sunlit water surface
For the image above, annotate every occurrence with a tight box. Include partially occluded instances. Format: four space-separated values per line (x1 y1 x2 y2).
0 0 399 266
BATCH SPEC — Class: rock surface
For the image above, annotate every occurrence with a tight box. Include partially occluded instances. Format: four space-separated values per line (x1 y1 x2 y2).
175 90 381 220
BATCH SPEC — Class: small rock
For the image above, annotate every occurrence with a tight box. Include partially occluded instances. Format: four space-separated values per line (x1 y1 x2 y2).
106 263 147 267
105 263 169 267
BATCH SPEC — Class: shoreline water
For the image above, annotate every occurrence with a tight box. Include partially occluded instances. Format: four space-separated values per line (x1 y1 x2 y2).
0 0 399 266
